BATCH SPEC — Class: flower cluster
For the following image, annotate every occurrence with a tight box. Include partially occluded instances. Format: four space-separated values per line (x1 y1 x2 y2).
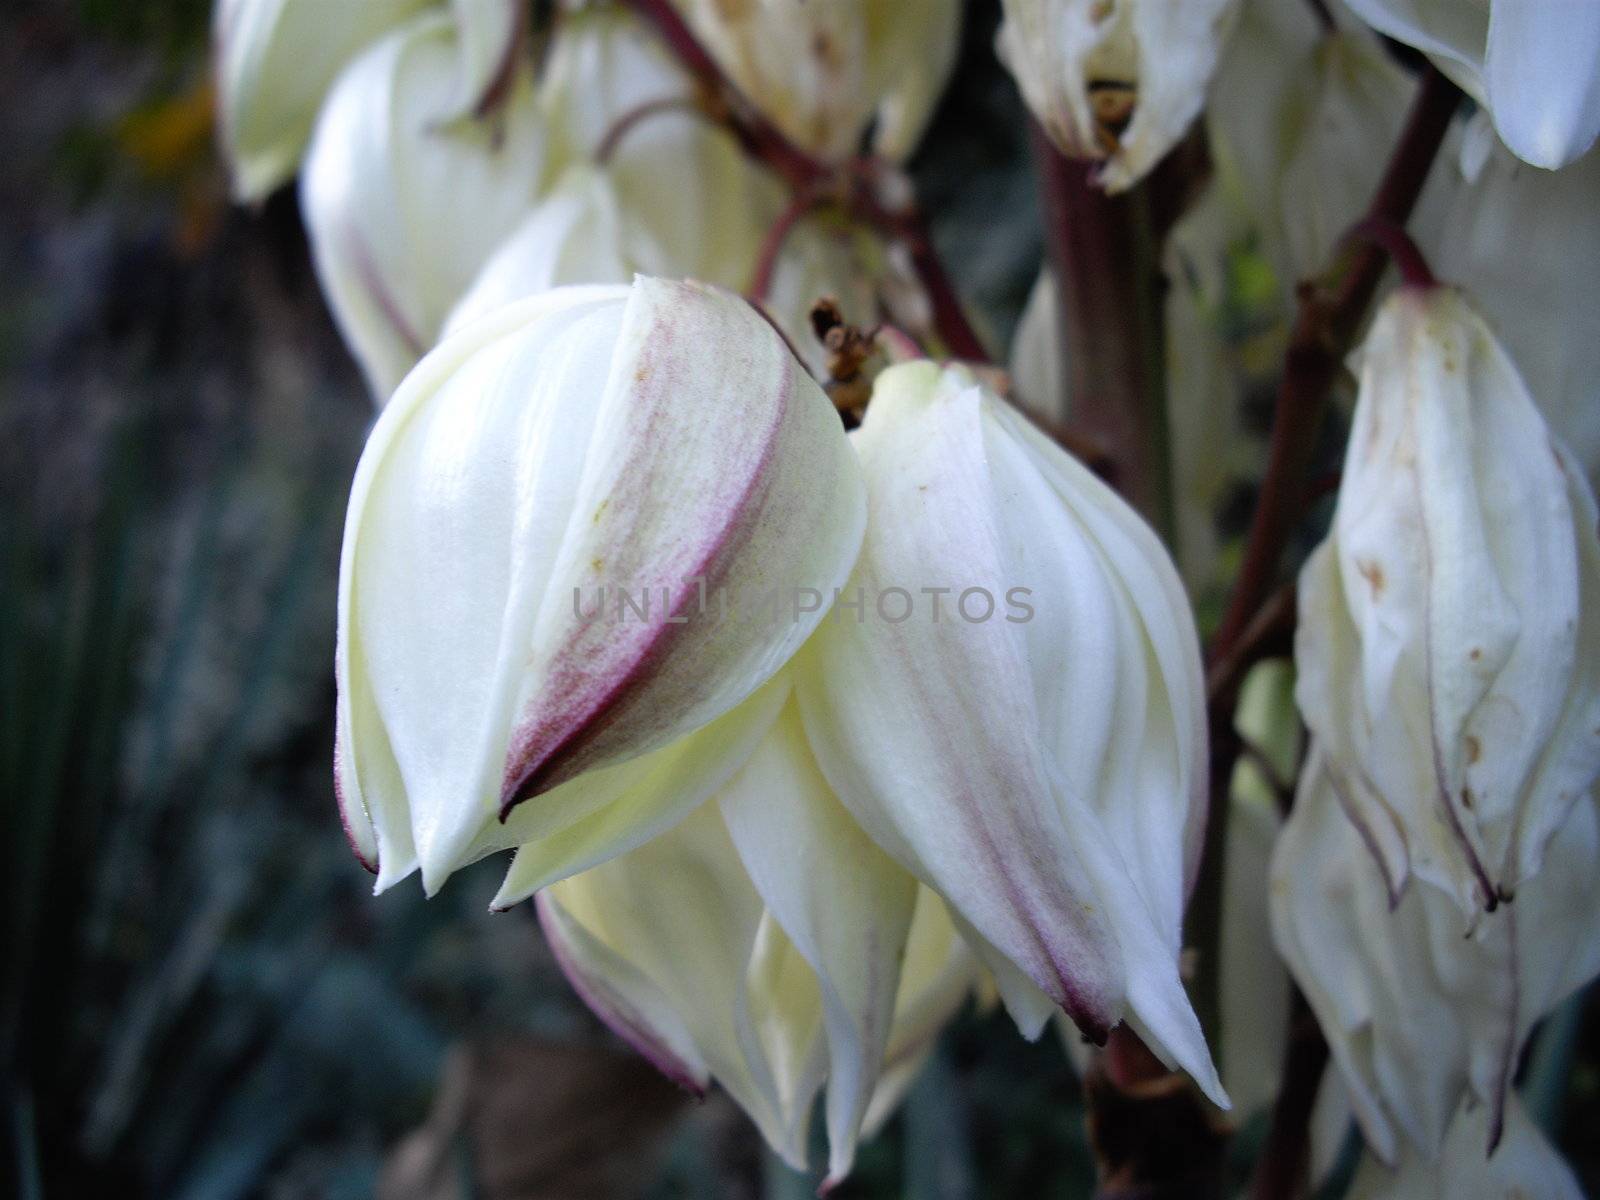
215 0 1600 1191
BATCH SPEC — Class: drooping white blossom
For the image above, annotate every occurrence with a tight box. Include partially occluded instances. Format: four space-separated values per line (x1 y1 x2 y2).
335 279 865 896
669 0 963 162
1295 284 1600 912
792 361 1225 1107
213 0 430 202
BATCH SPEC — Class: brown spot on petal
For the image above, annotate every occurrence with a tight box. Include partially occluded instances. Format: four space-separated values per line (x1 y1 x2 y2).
1356 558 1385 597
1470 646 1483 662
1461 786 1474 811
1465 735 1481 765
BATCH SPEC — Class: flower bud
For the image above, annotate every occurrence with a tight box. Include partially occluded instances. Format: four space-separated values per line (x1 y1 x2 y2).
1347 1094 1583 1200
792 361 1226 1107
1295 285 1600 913
1341 0 1600 169
668 0 962 163
300 13 546 402
537 699 977 1186
213 0 428 202
997 0 1242 192
1271 750 1600 1162
335 278 866 896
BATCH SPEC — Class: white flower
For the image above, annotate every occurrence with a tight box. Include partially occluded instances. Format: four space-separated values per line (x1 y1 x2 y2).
538 697 978 1187
1340 0 1600 169
299 13 546 402
1271 749 1600 1162
669 0 963 162
1346 1093 1584 1199
334 278 866 895
1295 284 1600 912
791 361 1226 1107
213 0 429 202
997 0 1242 192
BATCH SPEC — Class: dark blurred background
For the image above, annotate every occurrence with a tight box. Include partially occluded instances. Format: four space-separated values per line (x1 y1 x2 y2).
0 2 1112 1197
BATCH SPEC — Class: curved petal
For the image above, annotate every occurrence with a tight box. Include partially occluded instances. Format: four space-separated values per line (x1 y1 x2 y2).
444 166 635 335
490 673 789 906
215 0 429 202
1483 1 1600 169
794 362 1128 1044
718 700 918 1186
299 14 545 402
498 277 866 806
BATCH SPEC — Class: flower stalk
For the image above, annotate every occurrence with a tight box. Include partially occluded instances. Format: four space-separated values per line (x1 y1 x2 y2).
621 0 989 361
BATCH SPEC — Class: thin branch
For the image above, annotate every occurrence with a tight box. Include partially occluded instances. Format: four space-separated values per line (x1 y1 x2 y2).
1247 994 1330 1200
747 183 834 303
594 96 713 166
621 0 989 362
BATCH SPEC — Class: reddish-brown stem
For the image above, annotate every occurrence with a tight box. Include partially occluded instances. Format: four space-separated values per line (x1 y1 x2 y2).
1346 216 1439 289
1030 122 1175 534
594 96 712 166
1208 65 1461 660
620 0 990 362
622 0 823 191
1246 994 1330 1200
747 183 833 303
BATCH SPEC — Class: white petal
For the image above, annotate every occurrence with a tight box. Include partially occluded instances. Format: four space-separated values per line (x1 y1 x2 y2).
444 166 635 335
491 674 789 907
446 0 522 119
215 0 429 202
1347 1093 1584 1199
719 700 918 1185
1483 1 1600 168
299 14 546 402
794 362 1129 1043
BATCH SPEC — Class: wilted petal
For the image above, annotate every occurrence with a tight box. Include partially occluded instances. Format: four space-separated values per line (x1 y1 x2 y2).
337 279 865 892
998 0 1242 192
1272 749 1600 1162
299 13 546 402
1295 285 1600 912
1427 124 1600 482
1347 1093 1584 1199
